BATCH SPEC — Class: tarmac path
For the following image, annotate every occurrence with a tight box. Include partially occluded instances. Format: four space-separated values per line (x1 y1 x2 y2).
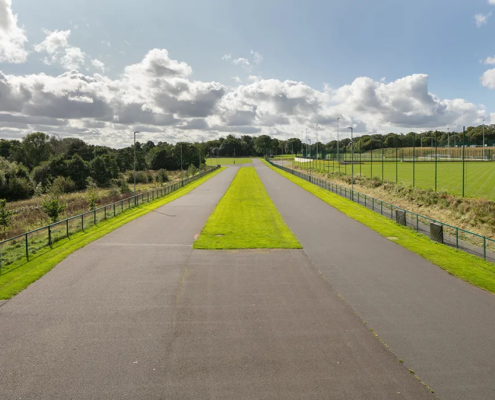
0 165 434 399
254 159 495 400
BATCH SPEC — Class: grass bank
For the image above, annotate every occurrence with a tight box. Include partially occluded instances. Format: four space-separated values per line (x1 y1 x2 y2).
0 167 225 300
263 160 495 294
194 167 301 249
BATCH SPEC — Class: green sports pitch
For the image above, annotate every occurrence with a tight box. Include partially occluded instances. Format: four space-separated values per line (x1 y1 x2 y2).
293 159 495 200
207 157 252 165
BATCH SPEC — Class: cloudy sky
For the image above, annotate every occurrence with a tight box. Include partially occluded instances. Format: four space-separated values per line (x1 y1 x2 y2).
1 0 495 147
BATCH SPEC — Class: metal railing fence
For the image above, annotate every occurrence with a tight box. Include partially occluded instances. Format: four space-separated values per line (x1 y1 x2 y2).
268 160 495 263
0 166 220 273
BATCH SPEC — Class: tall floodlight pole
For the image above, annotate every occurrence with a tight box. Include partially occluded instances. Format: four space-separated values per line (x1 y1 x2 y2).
308 139 312 179
337 117 340 173
133 131 140 204
305 128 309 158
301 130 305 157
483 119 485 160
316 123 319 161
348 127 354 200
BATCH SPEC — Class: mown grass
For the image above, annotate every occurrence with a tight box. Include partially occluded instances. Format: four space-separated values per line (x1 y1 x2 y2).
0 167 226 300
263 160 495 294
293 159 495 200
194 167 301 249
207 157 252 165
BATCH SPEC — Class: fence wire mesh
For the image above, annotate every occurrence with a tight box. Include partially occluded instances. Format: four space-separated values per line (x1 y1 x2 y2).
269 160 495 263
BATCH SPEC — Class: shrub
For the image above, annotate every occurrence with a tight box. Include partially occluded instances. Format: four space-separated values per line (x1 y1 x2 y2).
87 188 99 211
156 169 169 185
127 170 153 184
33 182 44 197
41 197 66 223
187 164 198 177
109 183 120 198
51 176 76 194
0 157 34 201
119 179 132 195
0 199 12 239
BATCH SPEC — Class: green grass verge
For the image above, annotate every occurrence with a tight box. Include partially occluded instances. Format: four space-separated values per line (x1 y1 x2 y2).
293 159 495 200
262 160 495 294
0 168 226 300
194 167 301 250
206 157 252 165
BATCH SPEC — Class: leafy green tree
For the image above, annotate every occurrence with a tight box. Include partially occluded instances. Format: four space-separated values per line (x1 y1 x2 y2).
0 199 12 239
254 135 273 155
147 147 170 170
86 178 99 211
22 132 53 169
66 154 90 190
119 179 132 195
187 164 198 177
219 135 242 157
42 198 66 223
174 142 204 169
156 169 169 184
285 138 302 154
42 183 66 223
90 154 119 186
0 157 34 201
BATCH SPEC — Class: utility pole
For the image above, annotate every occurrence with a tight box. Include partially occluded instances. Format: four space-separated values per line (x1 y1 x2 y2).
133 131 140 205
337 117 340 174
483 119 485 160
348 126 354 200
316 123 319 161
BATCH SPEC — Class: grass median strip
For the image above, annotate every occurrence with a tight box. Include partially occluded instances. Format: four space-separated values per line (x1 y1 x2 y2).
0 168 226 300
194 167 301 249
262 160 495 295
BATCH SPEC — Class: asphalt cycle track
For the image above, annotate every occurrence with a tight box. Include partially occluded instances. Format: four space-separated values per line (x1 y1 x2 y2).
254 159 495 400
0 161 478 399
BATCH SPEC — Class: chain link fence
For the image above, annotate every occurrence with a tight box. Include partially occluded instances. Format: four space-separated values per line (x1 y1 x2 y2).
269 160 495 263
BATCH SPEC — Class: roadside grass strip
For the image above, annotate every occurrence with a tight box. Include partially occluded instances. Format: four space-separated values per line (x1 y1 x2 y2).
194 167 301 250
207 157 252 165
0 168 226 300
262 160 495 295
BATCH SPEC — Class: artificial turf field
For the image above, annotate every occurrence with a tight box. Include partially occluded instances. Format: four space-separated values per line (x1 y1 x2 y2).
194 167 301 249
293 159 495 199
207 157 252 165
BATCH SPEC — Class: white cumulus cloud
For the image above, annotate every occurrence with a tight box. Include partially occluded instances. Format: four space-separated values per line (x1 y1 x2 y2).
475 13 490 27
251 50 263 65
483 55 495 65
0 48 487 146
91 59 105 72
34 29 86 70
481 68 495 89
0 0 28 63
232 58 251 69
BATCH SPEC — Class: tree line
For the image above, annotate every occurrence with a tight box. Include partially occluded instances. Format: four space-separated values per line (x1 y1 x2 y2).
1 125 493 202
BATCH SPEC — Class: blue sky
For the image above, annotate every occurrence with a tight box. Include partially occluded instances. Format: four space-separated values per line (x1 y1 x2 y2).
1 0 494 145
